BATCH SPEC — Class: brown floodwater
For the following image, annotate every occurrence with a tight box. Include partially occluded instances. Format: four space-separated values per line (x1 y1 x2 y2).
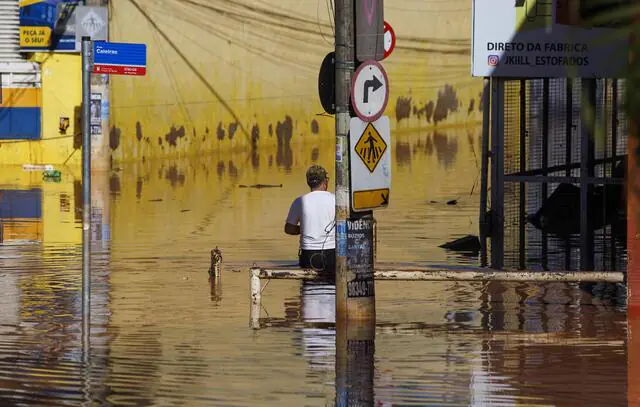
0 128 629 406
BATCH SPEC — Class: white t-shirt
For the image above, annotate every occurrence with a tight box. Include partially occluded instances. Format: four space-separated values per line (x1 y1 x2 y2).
286 191 336 250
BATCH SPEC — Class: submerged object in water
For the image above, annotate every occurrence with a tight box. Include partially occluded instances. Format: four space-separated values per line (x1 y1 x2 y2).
439 235 482 253
527 178 626 238
208 246 223 278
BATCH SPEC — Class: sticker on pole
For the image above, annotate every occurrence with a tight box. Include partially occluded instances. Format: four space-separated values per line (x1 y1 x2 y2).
351 60 389 122
383 21 395 60
349 116 391 212
92 41 147 76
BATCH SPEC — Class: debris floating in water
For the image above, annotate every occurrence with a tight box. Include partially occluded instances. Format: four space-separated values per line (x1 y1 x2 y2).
238 184 283 189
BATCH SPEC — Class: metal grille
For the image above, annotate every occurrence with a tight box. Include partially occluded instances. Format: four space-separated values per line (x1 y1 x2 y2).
490 78 628 272
0 0 21 62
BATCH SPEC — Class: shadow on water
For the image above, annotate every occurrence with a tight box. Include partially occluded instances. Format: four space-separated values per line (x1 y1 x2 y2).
0 128 630 405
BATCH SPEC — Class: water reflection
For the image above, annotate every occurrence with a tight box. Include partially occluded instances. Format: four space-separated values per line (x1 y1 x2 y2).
0 129 630 406
258 278 627 406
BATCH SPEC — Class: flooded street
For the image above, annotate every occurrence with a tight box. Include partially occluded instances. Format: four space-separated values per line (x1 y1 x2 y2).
0 129 628 406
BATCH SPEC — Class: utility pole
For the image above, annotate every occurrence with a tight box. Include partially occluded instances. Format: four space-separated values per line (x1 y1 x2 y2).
334 0 376 323
334 0 355 322
334 0 377 397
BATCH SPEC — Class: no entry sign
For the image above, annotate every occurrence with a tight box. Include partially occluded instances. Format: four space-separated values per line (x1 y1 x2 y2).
383 21 395 60
351 60 389 122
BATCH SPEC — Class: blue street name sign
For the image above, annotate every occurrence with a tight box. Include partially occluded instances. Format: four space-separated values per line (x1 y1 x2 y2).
92 41 147 76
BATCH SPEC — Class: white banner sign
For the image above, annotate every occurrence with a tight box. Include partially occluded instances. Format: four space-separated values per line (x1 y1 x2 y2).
471 0 629 78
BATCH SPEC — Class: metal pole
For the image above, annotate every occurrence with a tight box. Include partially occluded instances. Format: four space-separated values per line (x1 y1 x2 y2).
479 77 490 266
610 79 618 271
519 79 526 269
580 79 596 271
542 79 549 270
253 267 625 283
81 36 92 364
250 268 261 329
565 79 573 271
490 78 504 269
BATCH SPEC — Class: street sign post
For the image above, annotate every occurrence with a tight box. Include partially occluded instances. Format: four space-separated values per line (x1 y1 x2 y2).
80 38 147 365
355 0 384 61
351 60 389 122
349 116 391 212
93 41 147 76
383 21 395 60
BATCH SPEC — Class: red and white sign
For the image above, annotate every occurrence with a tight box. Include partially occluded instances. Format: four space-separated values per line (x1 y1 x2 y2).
351 59 389 122
93 64 146 76
383 21 395 60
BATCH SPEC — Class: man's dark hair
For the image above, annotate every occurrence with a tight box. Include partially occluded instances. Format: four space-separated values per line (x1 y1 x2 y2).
306 165 328 189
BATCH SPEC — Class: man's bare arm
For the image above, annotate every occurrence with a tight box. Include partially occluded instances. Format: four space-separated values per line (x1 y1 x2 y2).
284 223 300 235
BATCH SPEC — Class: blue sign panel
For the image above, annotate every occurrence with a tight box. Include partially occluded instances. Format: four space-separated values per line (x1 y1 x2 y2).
92 41 147 76
19 0 80 52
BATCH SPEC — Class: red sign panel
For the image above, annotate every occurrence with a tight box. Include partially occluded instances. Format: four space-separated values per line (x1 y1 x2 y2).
93 65 146 76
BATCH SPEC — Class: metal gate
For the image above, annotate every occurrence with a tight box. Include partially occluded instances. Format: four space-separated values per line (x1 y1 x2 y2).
482 78 628 272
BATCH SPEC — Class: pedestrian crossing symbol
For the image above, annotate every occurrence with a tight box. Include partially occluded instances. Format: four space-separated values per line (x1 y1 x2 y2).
355 122 387 173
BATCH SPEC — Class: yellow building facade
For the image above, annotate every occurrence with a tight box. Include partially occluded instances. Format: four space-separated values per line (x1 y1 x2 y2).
0 53 83 166
1 0 484 165
108 0 484 163
0 0 110 168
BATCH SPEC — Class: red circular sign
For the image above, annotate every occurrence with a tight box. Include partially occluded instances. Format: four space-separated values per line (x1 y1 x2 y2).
383 21 396 60
350 59 389 122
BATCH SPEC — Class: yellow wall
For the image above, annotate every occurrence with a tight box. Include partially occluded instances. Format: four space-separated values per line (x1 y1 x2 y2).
109 0 484 163
0 53 82 166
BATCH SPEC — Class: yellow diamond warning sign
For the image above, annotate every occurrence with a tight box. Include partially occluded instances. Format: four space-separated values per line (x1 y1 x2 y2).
349 116 391 213
355 122 387 173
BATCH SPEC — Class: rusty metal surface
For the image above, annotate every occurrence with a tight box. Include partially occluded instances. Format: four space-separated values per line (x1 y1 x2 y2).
252 267 625 283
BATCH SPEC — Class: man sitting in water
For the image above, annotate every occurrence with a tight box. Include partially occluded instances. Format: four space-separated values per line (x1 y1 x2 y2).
284 165 336 278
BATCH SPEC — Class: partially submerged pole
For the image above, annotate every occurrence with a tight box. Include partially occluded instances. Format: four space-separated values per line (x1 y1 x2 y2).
250 268 261 329
334 0 375 322
81 36 92 363
479 77 490 266
208 247 223 303
490 79 504 269
580 79 596 271
334 0 354 322
251 266 624 283
335 320 375 405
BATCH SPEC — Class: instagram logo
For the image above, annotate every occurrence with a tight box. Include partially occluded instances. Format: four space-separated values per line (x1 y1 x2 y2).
488 55 499 66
